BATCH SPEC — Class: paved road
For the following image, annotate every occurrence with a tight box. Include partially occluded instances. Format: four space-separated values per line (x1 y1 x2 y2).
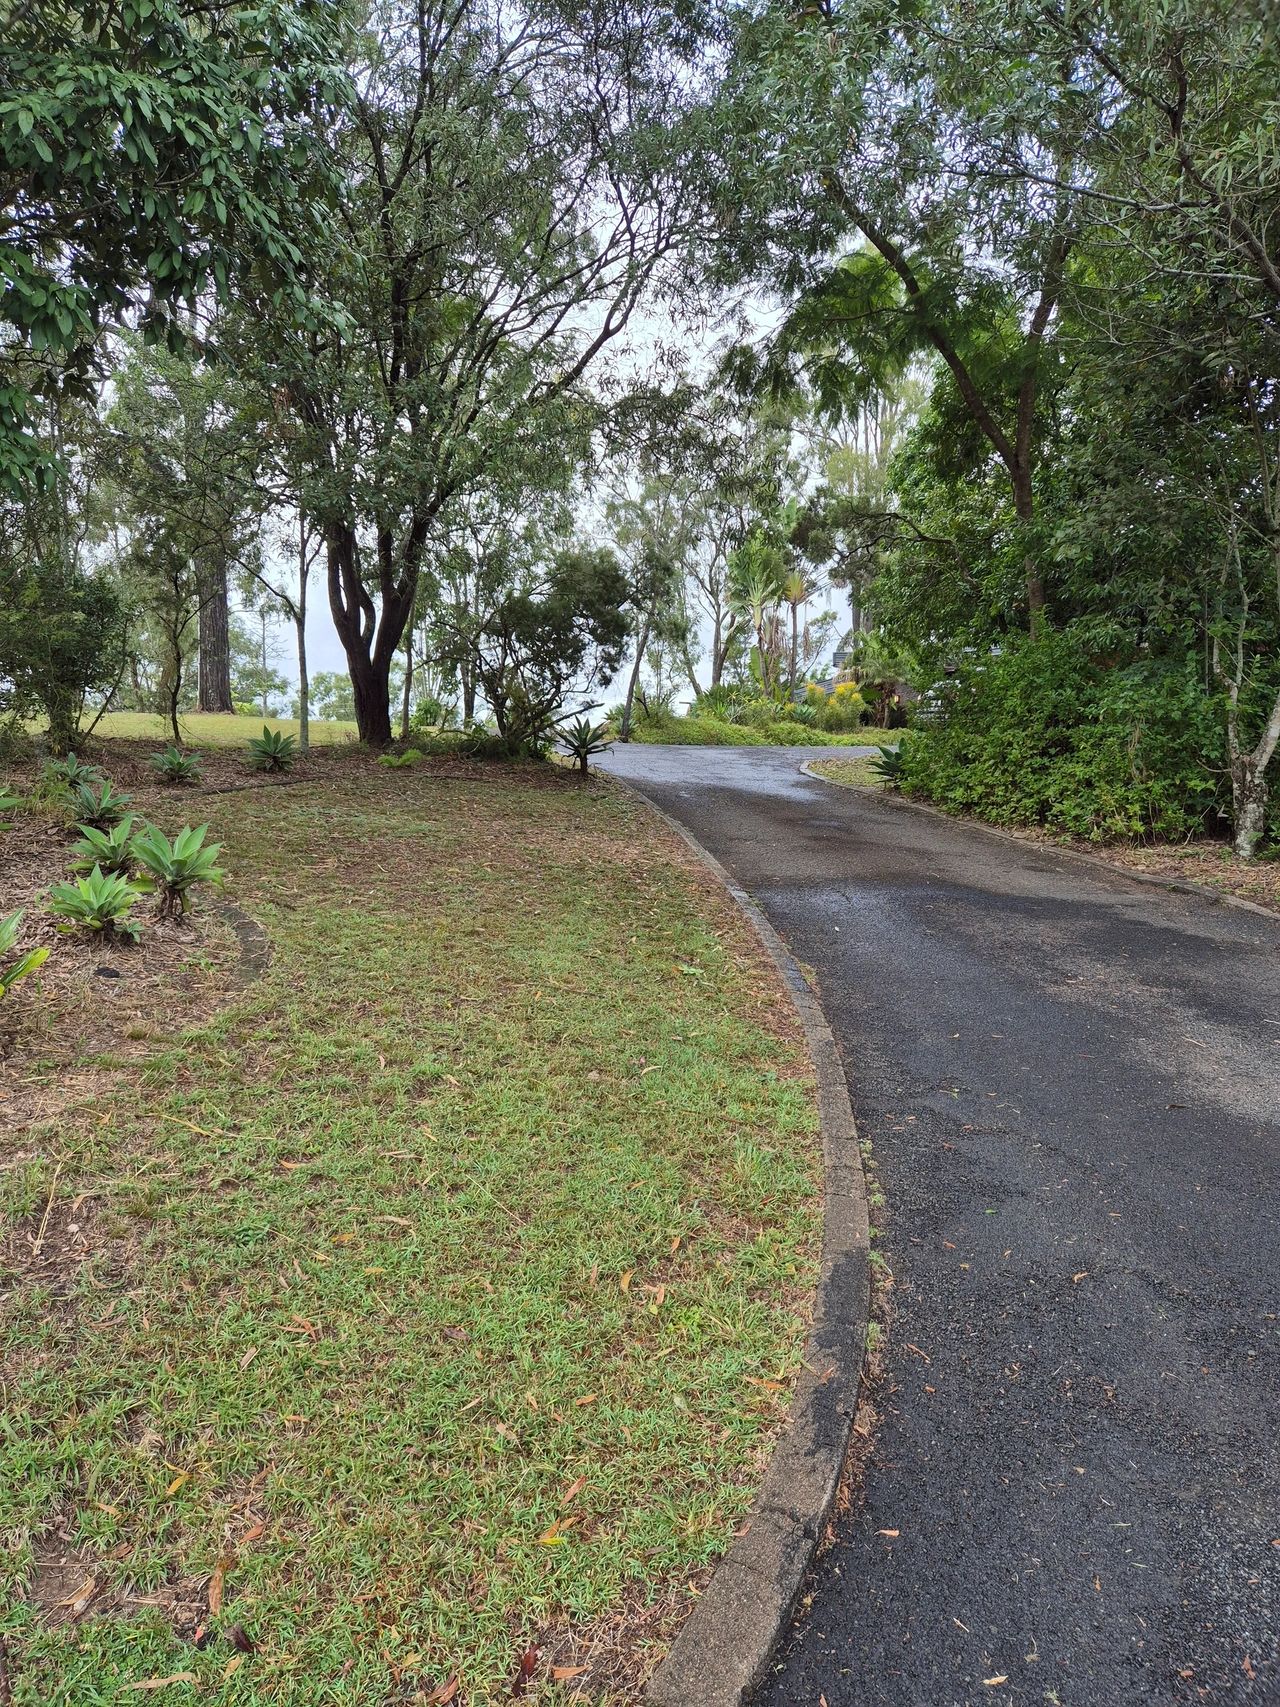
598 746 1280 1707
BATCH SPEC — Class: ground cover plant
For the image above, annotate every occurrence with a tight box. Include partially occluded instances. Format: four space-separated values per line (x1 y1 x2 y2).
0 760 821 1704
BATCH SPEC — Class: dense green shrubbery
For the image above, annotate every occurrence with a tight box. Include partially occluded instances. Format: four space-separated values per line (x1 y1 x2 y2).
896 634 1228 840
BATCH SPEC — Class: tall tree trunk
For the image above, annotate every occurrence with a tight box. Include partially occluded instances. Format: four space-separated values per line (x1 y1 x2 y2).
789 604 799 695
296 515 310 753
619 615 652 741
326 525 412 747
197 556 233 712
462 666 476 725
349 652 394 747
400 627 414 742
1012 462 1046 637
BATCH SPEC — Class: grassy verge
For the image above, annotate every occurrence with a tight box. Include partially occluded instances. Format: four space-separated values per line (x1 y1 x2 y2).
627 715 897 749
0 760 821 1705
86 711 360 747
803 755 893 788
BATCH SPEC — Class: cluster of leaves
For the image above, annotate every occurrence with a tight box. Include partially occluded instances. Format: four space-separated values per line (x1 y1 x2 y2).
895 635 1225 842
0 909 48 996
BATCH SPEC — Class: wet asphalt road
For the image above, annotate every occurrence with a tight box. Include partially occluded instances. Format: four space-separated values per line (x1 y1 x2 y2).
597 745 1280 1707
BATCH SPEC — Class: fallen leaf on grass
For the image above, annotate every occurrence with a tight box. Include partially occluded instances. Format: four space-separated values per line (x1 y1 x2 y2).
226 1625 255 1654
618 1270 632 1294
208 1557 229 1616
560 1475 588 1507
238 1347 259 1371
511 1643 538 1696
425 1678 459 1705
222 1657 244 1682
552 1665 589 1681
574 1393 597 1407
240 1521 265 1547
57 1576 97 1615
164 1472 189 1498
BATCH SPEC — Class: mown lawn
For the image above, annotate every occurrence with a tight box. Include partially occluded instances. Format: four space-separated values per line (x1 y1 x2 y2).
628 715 898 749
0 762 820 1705
89 711 360 747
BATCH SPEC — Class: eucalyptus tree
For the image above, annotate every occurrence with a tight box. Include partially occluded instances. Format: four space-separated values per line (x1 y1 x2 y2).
719 0 1095 632
250 0 718 745
0 0 344 490
606 475 698 738
106 339 266 714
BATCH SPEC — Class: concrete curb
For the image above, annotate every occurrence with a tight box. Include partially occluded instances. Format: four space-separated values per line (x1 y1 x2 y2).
608 780 871 1707
797 760 1280 925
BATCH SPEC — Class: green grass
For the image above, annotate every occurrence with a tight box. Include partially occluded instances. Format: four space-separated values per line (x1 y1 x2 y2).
88 711 360 747
626 713 896 749
804 754 896 788
1 767 820 1704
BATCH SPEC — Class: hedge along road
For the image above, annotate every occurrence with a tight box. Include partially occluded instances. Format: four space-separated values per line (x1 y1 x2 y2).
597 743 1280 1707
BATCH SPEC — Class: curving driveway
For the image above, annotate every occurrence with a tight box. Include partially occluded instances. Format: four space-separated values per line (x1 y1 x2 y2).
598 744 1280 1707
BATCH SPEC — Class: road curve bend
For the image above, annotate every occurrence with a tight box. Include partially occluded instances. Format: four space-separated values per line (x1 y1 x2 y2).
599 744 1280 1707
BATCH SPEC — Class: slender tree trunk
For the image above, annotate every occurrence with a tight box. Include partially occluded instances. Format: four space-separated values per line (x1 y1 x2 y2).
619 615 652 741
789 605 799 695
296 516 310 753
463 668 476 725
1012 463 1046 637
400 628 414 742
259 610 270 718
197 557 233 712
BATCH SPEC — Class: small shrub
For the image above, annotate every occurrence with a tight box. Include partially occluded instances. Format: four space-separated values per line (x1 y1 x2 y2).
378 747 425 768
70 815 138 875
896 635 1223 840
563 716 612 776
48 866 142 941
0 909 49 996
131 823 225 919
41 752 104 791
0 788 21 825
247 727 297 772
149 746 204 785
68 780 133 830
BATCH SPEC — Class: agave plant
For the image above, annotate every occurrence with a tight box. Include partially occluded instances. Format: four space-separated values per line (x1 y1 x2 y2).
131 824 225 919
68 780 133 830
69 815 138 875
41 752 104 791
563 716 612 777
48 866 142 942
246 726 297 773
867 746 905 786
148 745 204 785
0 909 49 996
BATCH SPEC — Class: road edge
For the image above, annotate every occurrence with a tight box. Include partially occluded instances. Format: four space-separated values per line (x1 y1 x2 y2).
798 760 1280 924
607 777 871 1707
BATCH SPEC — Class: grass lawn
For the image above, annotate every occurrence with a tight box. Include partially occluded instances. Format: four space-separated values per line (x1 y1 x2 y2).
627 715 898 749
88 711 360 748
0 755 821 1704
804 754 894 788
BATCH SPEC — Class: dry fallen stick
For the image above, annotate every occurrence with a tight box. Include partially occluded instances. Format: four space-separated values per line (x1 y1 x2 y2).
31 1160 63 1257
